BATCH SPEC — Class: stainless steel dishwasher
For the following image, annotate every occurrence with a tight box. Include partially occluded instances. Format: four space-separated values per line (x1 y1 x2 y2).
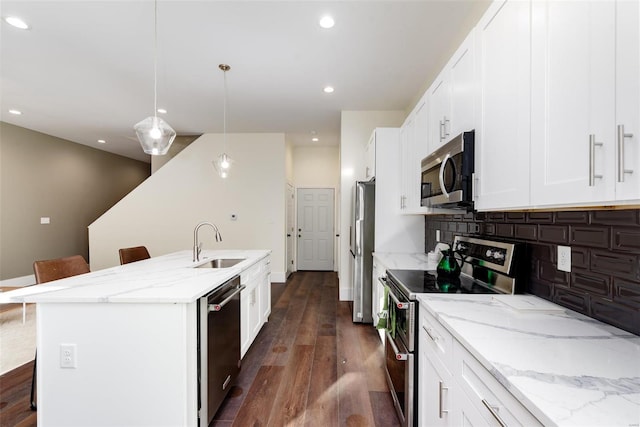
198 275 244 425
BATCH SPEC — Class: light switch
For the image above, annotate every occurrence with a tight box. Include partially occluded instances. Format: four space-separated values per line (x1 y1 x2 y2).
40 217 50 224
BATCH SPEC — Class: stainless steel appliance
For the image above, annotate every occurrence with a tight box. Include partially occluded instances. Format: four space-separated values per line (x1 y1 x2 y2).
421 130 475 210
350 180 375 323
198 275 245 425
382 236 522 426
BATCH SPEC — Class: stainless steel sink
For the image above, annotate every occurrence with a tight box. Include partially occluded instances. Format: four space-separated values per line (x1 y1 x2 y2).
195 258 245 268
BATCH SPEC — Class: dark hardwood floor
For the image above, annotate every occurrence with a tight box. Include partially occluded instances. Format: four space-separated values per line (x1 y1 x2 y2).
0 272 399 427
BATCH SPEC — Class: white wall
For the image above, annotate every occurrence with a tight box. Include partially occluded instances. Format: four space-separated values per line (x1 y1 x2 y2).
339 111 405 300
89 133 287 281
292 145 340 271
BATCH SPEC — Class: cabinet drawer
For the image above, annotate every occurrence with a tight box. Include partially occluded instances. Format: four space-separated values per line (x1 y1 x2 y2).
420 308 454 374
241 262 261 284
454 341 542 426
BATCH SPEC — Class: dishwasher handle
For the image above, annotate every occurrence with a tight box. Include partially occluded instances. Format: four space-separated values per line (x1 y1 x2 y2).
208 285 246 312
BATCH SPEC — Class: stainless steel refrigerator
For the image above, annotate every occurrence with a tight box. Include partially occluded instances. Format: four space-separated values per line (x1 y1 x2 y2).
350 180 375 323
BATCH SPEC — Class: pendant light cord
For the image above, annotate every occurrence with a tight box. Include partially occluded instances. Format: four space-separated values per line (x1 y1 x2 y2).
153 0 158 117
223 68 227 149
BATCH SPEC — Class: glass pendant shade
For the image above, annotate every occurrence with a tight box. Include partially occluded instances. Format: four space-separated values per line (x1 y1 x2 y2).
213 152 233 179
134 116 177 155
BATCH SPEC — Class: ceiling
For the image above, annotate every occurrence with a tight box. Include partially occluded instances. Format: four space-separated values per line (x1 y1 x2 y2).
1 1 490 163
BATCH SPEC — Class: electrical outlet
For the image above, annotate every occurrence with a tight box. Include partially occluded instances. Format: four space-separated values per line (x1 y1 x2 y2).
557 246 571 272
60 344 77 368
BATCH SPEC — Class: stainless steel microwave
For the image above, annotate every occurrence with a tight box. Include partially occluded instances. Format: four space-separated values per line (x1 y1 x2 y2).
420 130 474 210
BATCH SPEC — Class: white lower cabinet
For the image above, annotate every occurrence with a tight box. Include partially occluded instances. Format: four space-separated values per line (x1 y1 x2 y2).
419 306 541 427
454 340 541 426
419 307 455 426
240 256 271 358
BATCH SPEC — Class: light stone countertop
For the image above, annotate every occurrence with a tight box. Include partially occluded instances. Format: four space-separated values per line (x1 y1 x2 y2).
417 293 640 427
1 249 270 304
372 252 432 270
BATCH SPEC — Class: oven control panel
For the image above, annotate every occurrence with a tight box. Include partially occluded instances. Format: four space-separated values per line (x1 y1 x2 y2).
454 236 515 275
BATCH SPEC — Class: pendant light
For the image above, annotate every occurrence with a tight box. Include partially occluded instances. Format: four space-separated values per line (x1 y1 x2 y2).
134 0 176 156
213 64 233 178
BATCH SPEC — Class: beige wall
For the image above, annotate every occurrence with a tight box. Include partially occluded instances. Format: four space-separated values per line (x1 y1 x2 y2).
88 133 287 279
338 111 405 300
151 135 201 174
0 122 150 281
285 137 294 185
292 145 339 188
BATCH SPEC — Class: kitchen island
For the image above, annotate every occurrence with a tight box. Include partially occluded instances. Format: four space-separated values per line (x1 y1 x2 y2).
6 249 270 427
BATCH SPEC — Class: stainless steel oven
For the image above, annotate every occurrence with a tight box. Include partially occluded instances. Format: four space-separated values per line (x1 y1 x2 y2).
382 236 523 427
381 275 417 427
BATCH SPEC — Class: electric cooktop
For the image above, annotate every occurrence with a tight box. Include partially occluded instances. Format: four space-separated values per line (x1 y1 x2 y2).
387 269 498 300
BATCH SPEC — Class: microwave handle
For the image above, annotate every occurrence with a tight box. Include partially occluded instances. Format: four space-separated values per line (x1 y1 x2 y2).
439 153 451 198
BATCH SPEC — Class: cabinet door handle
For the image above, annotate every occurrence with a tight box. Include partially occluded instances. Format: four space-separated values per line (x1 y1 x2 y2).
422 325 437 342
439 120 445 141
438 381 449 418
481 399 507 427
443 116 450 139
617 124 634 182
589 134 603 186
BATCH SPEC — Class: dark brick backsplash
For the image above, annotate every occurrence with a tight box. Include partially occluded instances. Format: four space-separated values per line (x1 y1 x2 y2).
425 209 640 335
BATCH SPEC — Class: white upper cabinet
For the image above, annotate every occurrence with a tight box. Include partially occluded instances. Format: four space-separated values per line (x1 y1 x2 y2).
427 32 476 154
530 1 616 206
531 0 640 207
614 0 640 201
427 72 452 152
400 102 424 213
365 133 376 180
449 33 476 139
474 0 531 211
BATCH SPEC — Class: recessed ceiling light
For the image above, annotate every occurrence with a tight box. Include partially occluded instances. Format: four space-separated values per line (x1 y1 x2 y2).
5 16 29 30
323 86 334 93
312 137 319 142
8 109 22 115
98 139 106 144
319 16 334 29
157 108 167 114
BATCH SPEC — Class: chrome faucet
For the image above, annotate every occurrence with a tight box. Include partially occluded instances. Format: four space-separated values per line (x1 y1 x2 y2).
193 221 223 262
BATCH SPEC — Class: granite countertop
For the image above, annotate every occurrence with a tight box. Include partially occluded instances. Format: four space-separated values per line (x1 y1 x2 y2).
1 249 270 304
417 293 640 426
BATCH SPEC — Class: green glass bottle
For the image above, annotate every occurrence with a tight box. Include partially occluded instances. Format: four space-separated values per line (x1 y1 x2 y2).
436 249 461 278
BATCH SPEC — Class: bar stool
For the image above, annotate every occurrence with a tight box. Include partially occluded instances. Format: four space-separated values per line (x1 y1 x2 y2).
31 255 90 410
118 246 151 265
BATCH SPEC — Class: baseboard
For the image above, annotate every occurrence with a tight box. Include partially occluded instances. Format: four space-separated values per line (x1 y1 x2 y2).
0 275 35 288
271 271 286 283
339 287 353 301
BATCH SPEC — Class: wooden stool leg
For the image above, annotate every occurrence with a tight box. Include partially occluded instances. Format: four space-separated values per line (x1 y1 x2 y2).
30 351 37 411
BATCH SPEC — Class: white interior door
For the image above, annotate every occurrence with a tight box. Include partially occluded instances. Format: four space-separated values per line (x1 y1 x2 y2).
285 183 295 278
296 188 334 271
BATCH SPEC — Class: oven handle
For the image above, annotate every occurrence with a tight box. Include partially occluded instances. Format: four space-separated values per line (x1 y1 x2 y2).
439 153 451 199
387 286 410 310
385 331 408 361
